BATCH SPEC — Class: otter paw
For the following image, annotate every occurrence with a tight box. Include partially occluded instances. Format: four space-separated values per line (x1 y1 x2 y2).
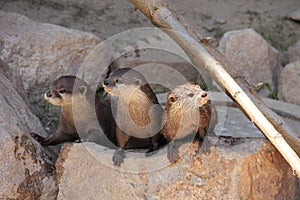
199 137 211 154
167 146 179 163
30 133 45 144
145 149 158 157
145 144 159 157
113 149 125 166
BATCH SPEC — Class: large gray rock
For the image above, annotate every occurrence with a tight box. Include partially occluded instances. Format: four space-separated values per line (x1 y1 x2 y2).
288 41 300 63
0 58 29 105
290 9 300 22
100 28 211 91
218 29 282 97
0 11 101 91
109 48 207 91
0 63 58 199
56 138 298 199
278 61 300 106
0 11 105 128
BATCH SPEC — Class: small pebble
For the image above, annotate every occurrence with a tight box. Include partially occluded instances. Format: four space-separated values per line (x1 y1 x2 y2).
215 17 227 24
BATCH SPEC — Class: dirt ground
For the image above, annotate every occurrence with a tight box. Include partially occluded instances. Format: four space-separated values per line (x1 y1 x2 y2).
1 0 299 53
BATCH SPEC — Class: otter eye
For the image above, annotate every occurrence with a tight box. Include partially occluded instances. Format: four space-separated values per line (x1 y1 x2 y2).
59 89 66 94
188 93 194 97
115 79 119 84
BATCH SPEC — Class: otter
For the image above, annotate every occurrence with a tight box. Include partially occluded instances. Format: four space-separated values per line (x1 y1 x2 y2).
161 83 218 163
103 68 164 166
30 76 116 148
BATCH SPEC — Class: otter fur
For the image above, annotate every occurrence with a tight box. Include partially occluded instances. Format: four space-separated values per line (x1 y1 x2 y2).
161 83 218 163
31 76 116 148
103 68 163 166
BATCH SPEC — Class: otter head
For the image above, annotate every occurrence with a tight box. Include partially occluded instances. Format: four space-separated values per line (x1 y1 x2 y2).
167 83 208 110
45 76 90 107
103 68 146 97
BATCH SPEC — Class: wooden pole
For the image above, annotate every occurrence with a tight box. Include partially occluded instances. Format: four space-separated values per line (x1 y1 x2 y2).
130 0 300 176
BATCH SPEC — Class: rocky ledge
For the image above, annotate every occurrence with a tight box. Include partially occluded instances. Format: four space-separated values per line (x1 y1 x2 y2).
56 138 298 200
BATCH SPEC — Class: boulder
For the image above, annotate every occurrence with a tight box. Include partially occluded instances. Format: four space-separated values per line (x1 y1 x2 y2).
278 61 300 106
110 49 207 91
56 138 298 199
0 65 58 199
0 11 106 128
0 11 101 91
290 9 300 22
288 41 300 63
218 28 282 97
104 28 211 91
0 58 29 105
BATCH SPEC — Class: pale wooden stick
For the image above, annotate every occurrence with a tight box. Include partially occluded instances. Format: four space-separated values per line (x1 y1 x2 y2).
130 0 300 176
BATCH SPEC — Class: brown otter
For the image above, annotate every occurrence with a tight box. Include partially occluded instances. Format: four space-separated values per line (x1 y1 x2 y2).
30 76 116 148
161 83 218 163
103 68 164 166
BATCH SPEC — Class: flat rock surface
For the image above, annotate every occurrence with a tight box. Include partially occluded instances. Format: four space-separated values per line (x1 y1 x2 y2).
214 107 264 138
56 138 298 199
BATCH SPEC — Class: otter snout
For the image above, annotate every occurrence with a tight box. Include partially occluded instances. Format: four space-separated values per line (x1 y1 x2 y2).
103 79 109 86
103 79 114 88
45 90 52 99
103 79 114 95
199 91 208 106
201 92 207 98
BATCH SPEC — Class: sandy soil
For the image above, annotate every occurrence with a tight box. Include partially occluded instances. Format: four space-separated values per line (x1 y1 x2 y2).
0 0 299 52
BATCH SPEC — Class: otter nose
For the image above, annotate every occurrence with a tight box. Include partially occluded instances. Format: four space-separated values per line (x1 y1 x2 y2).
103 80 109 86
45 90 52 98
201 92 207 98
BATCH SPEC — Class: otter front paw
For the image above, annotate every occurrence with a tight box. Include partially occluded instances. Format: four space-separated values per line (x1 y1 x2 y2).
30 133 45 145
199 137 211 154
145 143 159 157
113 149 125 166
167 145 179 163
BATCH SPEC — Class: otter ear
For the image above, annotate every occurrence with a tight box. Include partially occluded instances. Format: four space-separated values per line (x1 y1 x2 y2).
130 78 141 86
79 86 87 96
168 93 177 103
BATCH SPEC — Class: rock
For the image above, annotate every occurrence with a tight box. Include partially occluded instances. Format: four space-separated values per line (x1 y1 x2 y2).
0 11 106 127
110 49 207 90
278 61 300 106
0 11 101 91
215 17 227 24
0 67 58 199
218 28 282 97
290 9 300 22
76 39 109 91
0 58 29 105
56 138 298 199
108 33 211 91
288 41 300 63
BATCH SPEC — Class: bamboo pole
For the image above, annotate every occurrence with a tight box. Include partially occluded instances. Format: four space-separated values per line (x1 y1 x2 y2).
130 0 300 176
